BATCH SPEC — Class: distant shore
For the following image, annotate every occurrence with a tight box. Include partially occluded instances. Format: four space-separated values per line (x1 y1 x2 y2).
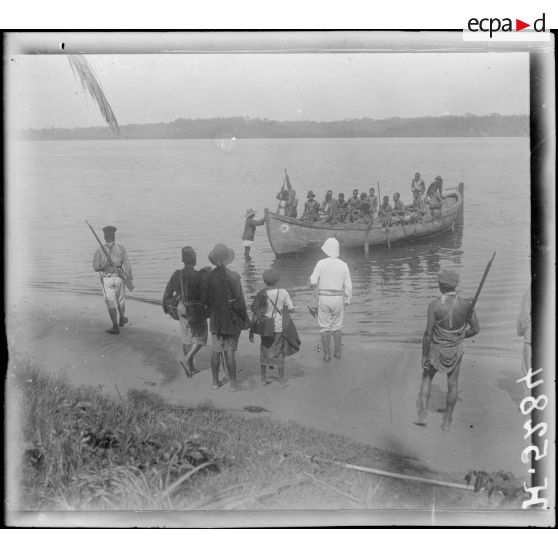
15 114 528 141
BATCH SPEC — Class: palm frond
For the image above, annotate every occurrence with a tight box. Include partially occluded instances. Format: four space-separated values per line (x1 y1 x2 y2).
67 54 120 136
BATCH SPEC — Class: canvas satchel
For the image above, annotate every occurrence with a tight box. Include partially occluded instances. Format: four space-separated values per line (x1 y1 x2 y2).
252 290 279 338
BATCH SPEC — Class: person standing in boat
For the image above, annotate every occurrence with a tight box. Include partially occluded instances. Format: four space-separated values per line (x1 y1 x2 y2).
309 238 352 362
242 208 265 258
347 189 360 222
92 225 133 335
426 175 443 199
411 172 426 210
302 190 320 221
285 189 298 218
201 243 250 391
415 269 479 431
426 176 444 216
367 187 379 215
276 183 290 215
378 196 394 227
162 247 210 376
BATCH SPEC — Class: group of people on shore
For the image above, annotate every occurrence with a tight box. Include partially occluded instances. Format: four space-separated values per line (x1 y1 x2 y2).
92 207 482 430
275 172 445 226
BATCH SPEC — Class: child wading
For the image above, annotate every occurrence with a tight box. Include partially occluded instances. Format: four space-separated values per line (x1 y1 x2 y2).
249 269 300 388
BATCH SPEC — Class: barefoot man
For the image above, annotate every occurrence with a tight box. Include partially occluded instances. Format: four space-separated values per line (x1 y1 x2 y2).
416 269 479 431
201 243 250 391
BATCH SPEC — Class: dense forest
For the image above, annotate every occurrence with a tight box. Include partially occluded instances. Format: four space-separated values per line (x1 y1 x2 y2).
19 114 528 140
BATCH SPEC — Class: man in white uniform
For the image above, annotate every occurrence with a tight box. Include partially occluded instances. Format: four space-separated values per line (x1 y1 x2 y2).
92 225 133 334
309 237 352 361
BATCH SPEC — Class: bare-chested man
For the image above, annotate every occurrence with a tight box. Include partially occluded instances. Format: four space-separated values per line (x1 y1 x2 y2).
416 269 479 431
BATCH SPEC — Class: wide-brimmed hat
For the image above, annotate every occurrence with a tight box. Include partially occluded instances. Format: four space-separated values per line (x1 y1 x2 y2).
307 190 315 198
263 268 279 286
434 175 443 182
245 208 256 218
438 269 459 288
208 243 235 266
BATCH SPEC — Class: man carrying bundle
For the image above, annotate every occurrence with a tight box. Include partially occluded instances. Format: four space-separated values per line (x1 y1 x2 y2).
416 269 479 431
92 225 133 335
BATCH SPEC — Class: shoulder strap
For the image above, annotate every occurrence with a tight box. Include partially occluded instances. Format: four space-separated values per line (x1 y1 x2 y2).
179 269 186 303
267 290 282 318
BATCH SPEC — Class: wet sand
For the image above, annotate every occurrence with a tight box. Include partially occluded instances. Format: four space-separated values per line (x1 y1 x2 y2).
7 289 528 477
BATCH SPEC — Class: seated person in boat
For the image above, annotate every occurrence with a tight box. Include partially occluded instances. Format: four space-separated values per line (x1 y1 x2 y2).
302 190 320 221
366 187 379 214
355 192 372 224
411 172 426 210
319 190 334 219
347 189 360 222
336 193 348 222
393 192 406 217
285 189 298 218
379 196 394 226
276 183 291 215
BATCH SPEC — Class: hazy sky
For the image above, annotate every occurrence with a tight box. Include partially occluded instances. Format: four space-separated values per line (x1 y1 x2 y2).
8 52 529 129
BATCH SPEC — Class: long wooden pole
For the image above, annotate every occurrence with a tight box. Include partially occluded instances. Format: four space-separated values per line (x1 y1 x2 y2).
305 455 475 492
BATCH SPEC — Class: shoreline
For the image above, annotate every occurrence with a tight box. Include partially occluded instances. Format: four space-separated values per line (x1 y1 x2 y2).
7 287 528 477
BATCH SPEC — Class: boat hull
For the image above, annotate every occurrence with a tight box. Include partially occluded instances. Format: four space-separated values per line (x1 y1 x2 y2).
264 190 463 255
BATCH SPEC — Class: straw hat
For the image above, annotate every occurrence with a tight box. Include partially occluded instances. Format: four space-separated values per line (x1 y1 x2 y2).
245 208 256 218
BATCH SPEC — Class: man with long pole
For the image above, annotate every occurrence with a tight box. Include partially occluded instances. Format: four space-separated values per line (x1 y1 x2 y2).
415 254 495 431
90 223 134 334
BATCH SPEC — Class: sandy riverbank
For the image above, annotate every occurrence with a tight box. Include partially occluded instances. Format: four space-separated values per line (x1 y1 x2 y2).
6 288 528 477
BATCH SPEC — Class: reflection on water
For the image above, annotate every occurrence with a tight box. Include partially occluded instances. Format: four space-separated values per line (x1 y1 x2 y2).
264 226 464 343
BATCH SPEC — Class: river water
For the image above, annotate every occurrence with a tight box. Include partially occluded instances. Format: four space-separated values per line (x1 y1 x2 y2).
8 137 530 355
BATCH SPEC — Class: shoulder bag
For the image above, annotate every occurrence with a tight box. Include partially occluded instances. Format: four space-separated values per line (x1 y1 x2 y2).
252 290 279 338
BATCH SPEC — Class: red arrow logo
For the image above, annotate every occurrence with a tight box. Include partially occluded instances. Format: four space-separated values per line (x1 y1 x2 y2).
516 19 530 31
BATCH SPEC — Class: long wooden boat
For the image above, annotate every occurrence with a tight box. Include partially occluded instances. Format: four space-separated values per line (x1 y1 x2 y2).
264 183 464 256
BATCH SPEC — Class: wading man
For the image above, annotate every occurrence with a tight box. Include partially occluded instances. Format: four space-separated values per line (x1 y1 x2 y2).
201 243 250 391
92 225 133 335
416 269 479 431
242 209 265 258
163 247 210 376
309 238 352 361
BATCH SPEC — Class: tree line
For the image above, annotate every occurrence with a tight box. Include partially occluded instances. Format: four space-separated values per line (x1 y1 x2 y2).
18 114 528 140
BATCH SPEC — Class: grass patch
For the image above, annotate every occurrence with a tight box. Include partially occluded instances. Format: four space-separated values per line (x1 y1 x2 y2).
10 359 510 512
